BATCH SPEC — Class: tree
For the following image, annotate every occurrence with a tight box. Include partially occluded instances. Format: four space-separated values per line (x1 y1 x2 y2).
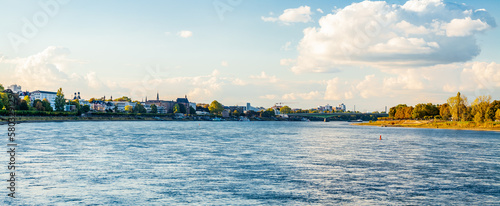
114 96 132 102
232 110 240 117
208 100 224 114
42 98 53 111
23 96 32 110
70 99 81 114
55 88 65 111
280 105 291 114
133 102 147 113
496 109 500 121
486 100 500 121
173 104 181 113
0 84 4 91
472 95 491 123
150 104 158 114
260 108 275 117
19 100 29 110
447 92 468 121
89 98 96 103
439 103 451 120
124 105 133 113
189 106 196 115
35 101 45 111
82 105 91 113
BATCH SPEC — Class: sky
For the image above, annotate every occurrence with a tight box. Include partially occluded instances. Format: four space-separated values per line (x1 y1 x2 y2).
0 0 499 112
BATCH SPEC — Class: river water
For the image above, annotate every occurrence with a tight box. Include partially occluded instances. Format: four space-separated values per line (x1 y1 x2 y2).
2 121 499 205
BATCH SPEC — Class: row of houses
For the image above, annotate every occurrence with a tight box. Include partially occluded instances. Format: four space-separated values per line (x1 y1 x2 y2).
6 84 268 115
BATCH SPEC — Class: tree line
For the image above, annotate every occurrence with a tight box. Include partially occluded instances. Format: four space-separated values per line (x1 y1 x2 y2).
386 92 500 123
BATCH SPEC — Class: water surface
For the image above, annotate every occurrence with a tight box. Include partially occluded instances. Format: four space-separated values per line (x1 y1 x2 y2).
2 121 499 205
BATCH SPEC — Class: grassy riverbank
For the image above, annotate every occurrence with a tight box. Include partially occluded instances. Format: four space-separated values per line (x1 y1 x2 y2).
355 120 500 131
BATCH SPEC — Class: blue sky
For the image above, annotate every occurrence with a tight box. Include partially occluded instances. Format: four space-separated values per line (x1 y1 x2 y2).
1 0 499 111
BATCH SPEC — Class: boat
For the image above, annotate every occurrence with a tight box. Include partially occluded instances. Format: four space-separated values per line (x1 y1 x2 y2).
348 119 363 122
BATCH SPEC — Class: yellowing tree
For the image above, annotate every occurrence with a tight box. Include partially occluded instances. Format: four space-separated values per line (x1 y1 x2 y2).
447 92 468 121
280 105 291 114
208 100 224 114
124 105 133 113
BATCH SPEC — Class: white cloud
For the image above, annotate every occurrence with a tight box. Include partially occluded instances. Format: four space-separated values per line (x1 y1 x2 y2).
261 16 278 22
317 8 324 14
283 91 320 100
260 94 276 100
250 71 278 83
288 0 495 73
85 71 102 89
5 46 73 89
262 6 312 24
401 0 444 12
444 17 490 37
177 30 193 38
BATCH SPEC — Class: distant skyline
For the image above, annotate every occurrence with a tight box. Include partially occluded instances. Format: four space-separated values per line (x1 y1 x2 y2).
1 0 499 112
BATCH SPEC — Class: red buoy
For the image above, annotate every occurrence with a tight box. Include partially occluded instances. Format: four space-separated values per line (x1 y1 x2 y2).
380 135 382 140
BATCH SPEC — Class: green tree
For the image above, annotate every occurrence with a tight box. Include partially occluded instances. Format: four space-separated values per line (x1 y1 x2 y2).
19 100 29 110
0 84 4 91
208 100 224 114
280 105 292 114
260 108 275 117
124 105 133 113
133 102 147 113
55 88 65 111
42 98 53 112
150 104 158 114
189 106 196 115
485 100 500 121
447 92 468 121
82 105 91 113
23 96 32 110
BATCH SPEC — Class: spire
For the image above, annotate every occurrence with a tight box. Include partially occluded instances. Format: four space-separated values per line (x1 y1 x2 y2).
157 91 159 101
145 96 147 102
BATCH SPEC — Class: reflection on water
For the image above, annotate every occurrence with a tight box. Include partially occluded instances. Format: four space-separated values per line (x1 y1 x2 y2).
3 121 499 205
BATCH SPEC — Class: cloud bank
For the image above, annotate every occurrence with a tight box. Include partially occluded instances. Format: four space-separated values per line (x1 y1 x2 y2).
287 0 496 73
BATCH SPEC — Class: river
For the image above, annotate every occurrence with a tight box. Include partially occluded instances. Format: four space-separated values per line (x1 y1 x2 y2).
3 121 499 205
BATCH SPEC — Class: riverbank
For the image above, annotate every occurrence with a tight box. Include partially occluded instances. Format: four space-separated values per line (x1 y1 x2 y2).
354 120 500 131
0 115 295 125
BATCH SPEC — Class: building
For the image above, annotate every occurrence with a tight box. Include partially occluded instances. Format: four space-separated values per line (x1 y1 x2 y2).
113 101 135 112
144 93 175 114
335 103 346 112
226 106 246 114
245 103 260 112
176 95 191 115
7 85 22 94
91 100 114 112
222 109 230 118
31 90 57 109
318 104 333 112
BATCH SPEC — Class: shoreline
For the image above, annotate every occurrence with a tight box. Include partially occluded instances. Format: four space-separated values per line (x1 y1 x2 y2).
353 120 500 132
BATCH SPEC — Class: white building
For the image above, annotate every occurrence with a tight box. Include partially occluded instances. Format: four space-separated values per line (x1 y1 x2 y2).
113 101 135 112
335 103 346 112
31 90 57 109
7 84 22 93
245 103 260 112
